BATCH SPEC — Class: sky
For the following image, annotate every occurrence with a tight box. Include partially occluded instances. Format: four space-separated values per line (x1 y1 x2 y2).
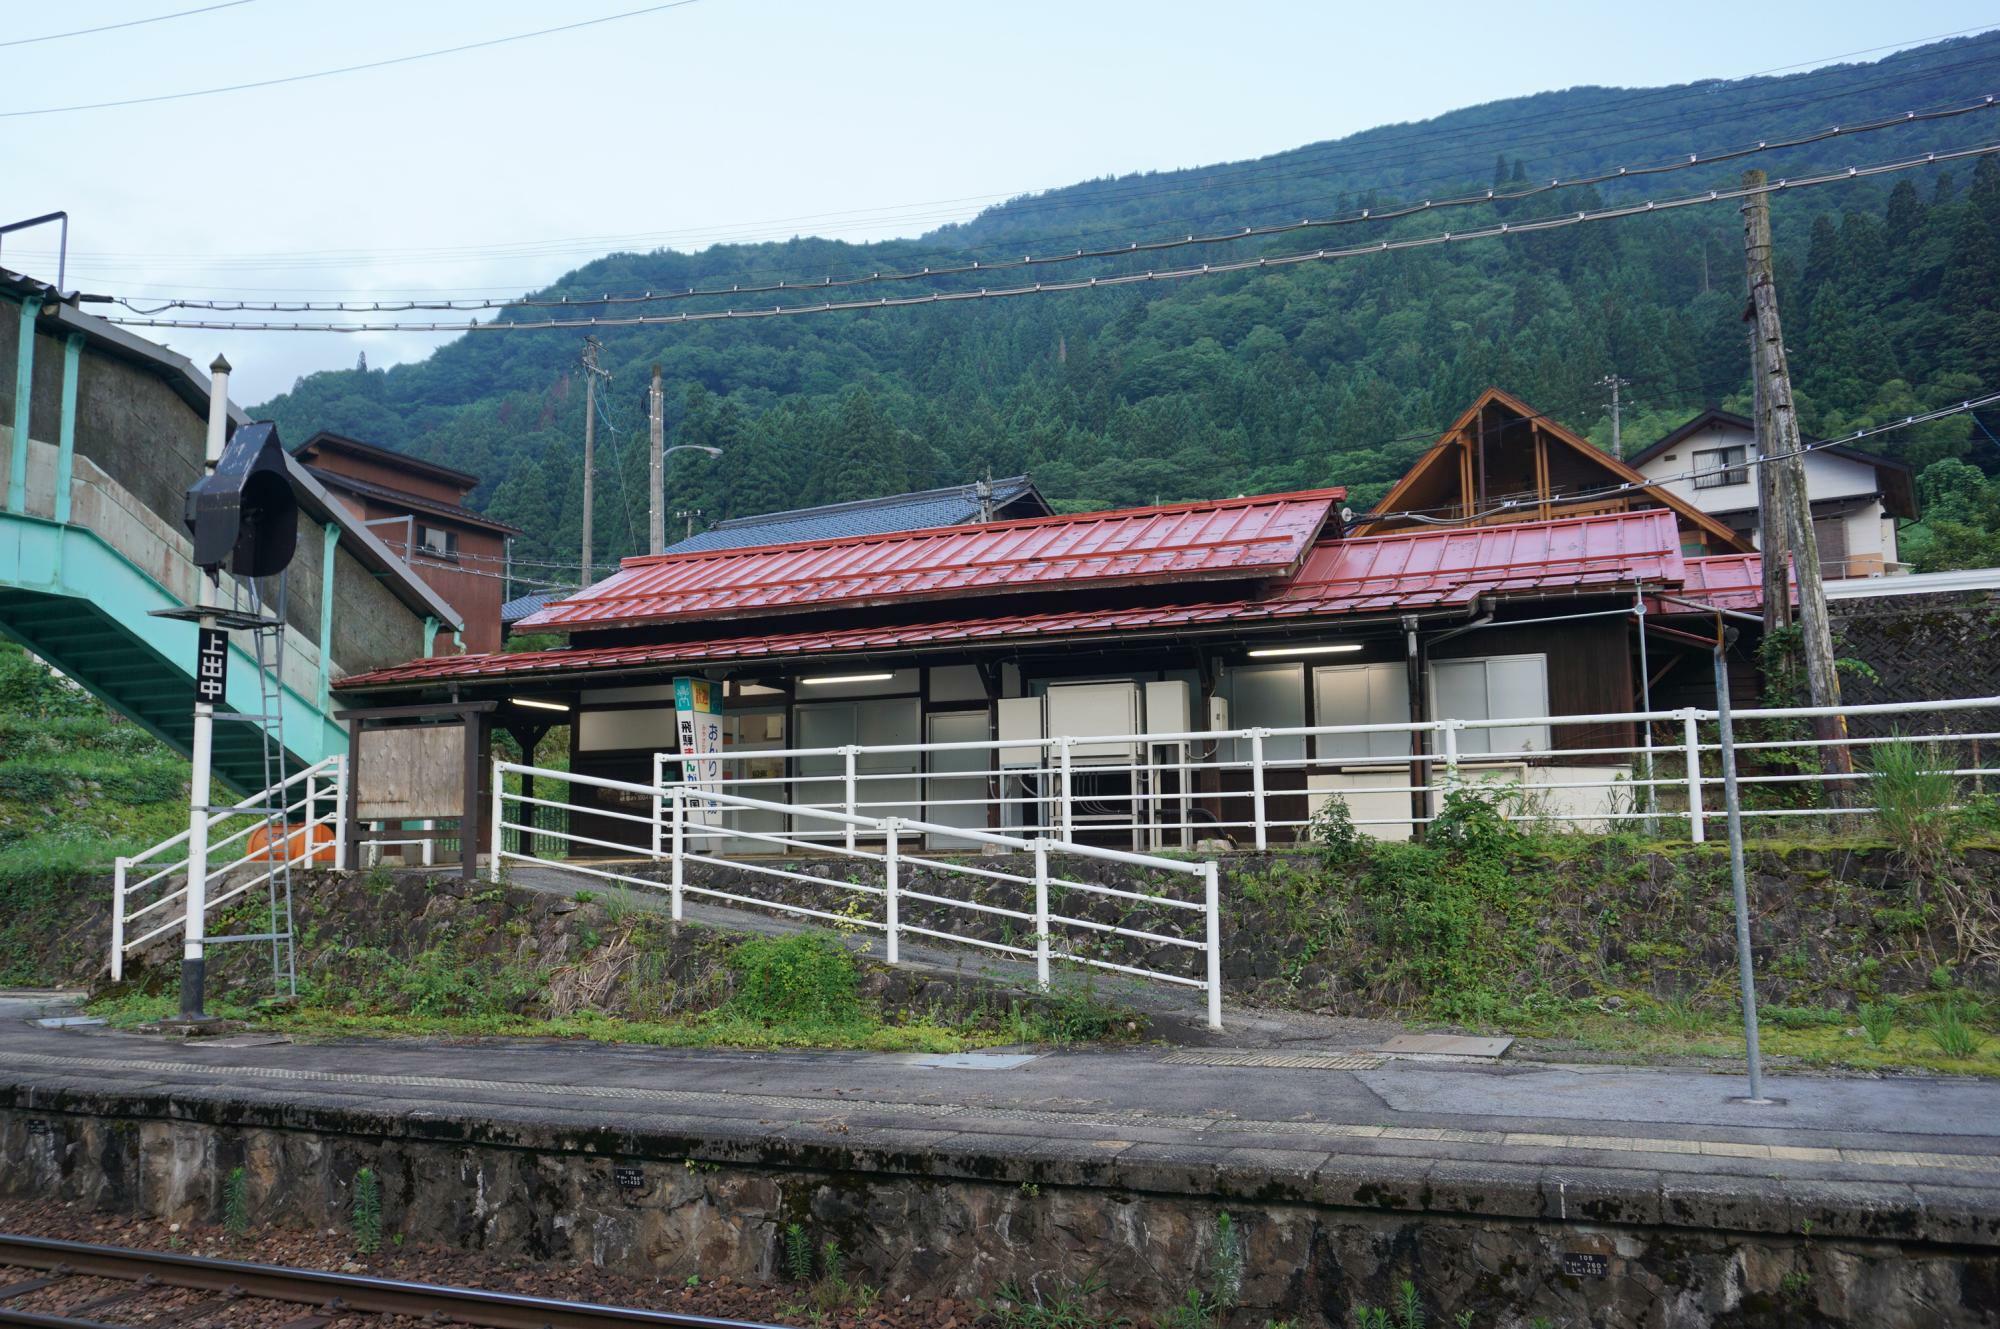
4 0 1997 404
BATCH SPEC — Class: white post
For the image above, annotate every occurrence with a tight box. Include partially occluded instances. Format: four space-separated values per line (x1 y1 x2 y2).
670 786 685 922
1683 709 1706 843
1250 728 1268 852
842 746 858 852
884 819 900 966
420 818 435 867
1441 719 1461 821
486 764 503 882
1203 860 1223 1031
110 858 127 983
1058 737 1074 841
178 357 229 1020
1033 838 1051 991
650 772 664 862
332 754 349 871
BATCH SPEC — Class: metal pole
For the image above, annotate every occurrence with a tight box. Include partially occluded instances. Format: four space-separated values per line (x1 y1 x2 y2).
1683 709 1706 843
1634 593 1658 831
648 363 666 556
486 763 503 883
332 754 349 871
1033 839 1051 991
110 859 127 983
884 820 900 966
1058 738 1075 841
1203 860 1223 1031
842 746 858 851
580 338 601 584
179 354 231 1021
1714 641 1770 1103
670 787 685 922
1249 729 1268 851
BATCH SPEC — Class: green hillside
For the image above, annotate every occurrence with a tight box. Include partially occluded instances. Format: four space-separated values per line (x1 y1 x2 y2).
255 32 2000 579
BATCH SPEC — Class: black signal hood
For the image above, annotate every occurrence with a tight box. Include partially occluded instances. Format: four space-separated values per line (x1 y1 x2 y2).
183 420 299 578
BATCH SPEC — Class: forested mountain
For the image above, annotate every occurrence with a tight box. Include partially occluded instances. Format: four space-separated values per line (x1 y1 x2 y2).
256 32 2000 584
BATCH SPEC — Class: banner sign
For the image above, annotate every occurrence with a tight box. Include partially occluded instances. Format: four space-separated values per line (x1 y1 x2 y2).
195 627 229 706
673 677 724 833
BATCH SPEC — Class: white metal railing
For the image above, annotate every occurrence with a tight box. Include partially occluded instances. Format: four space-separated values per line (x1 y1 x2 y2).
492 761 1223 1027
110 754 347 981
645 695 2000 853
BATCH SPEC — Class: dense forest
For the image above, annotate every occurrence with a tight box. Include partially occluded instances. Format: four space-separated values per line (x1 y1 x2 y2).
255 32 2000 590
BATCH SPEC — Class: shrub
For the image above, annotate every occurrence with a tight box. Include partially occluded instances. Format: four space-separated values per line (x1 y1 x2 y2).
1869 736 1963 875
1305 794 1363 862
728 933 859 1023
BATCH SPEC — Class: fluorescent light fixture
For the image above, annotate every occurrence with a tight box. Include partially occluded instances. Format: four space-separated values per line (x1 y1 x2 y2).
1247 643 1364 658
511 697 571 712
801 672 895 686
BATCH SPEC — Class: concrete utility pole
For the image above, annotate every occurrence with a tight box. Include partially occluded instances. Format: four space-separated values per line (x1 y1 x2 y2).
1599 375 1631 459
648 363 665 556
181 354 230 1020
579 337 606 584
1740 169 1852 782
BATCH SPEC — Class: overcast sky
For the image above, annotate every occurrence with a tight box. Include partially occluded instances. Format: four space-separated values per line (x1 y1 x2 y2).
5 0 1995 404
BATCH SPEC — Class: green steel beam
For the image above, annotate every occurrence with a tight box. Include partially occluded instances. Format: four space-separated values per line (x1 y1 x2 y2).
53 333 82 524
8 295 41 515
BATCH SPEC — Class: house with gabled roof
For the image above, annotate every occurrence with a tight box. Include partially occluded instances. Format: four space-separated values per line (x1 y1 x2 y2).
1625 408 1917 579
1354 387 1757 558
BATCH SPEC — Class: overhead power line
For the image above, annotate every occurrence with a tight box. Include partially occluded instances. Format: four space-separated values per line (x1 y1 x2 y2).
105 139 2000 335
104 93 2000 316
0 1 255 48
0 0 703 119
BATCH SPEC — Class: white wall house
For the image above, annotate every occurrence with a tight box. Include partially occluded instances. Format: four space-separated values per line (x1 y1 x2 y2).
1627 410 1917 578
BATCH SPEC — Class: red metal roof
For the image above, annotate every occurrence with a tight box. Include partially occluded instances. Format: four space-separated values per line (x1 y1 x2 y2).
1660 553 1789 613
341 509 1680 690
516 488 1345 632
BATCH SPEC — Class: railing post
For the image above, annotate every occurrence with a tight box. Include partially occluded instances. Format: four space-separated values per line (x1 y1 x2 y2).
1683 708 1706 843
1442 720 1461 790
884 818 900 966
650 772 664 862
670 787 685 922
332 755 349 871
1058 737 1075 841
1203 859 1222 1031
486 763 502 883
842 746 858 851
1033 838 1051 991
110 858 127 983
1250 729 1268 852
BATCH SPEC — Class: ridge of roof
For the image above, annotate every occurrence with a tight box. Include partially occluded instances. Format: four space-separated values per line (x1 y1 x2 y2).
310 466 525 536
1624 407 1913 476
618 485 1350 571
294 430 482 489
704 475 1038 530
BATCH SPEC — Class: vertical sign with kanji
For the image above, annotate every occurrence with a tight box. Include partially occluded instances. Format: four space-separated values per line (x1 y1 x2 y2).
672 676 724 836
195 627 229 706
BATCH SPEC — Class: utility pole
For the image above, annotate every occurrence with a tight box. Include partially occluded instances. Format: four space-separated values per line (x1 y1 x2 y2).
648 363 666 556
1599 375 1631 459
675 508 702 541
579 337 607 584
1741 168 1852 782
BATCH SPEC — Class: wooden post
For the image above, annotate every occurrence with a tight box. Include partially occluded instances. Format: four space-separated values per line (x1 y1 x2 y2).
1743 171 1793 639
1741 169 1853 786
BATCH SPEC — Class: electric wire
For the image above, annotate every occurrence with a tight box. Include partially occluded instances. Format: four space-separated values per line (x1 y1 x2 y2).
0 0 703 119
0 1 255 48
105 93 2000 316
103 139 2000 335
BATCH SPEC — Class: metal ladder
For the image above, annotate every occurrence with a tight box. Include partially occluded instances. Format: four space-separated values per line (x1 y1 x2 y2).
205 572 299 1000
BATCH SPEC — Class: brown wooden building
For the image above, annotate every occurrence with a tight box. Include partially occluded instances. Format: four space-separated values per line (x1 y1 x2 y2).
294 432 521 652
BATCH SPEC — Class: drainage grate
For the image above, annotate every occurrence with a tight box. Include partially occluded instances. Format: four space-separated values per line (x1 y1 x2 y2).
1161 1049 1384 1071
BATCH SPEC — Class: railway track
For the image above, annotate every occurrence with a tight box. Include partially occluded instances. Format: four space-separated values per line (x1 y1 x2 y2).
0 1234 786 1329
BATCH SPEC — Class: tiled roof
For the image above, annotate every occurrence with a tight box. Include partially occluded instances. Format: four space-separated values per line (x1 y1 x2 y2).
517 488 1346 632
665 476 1044 553
338 508 1679 690
309 467 524 535
501 587 573 625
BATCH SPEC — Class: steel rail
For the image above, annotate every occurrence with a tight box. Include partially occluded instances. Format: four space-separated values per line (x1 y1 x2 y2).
0 1233 787 1329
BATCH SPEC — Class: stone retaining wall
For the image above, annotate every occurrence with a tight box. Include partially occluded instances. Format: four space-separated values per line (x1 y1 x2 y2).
2 1085 1994 1328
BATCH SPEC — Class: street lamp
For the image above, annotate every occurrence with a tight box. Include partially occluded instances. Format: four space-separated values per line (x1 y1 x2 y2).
665 445 724 460
652 445 723 552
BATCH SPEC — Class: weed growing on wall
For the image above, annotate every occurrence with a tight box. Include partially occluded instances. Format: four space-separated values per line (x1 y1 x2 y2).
728 933 861 1024
351 1167 381 1256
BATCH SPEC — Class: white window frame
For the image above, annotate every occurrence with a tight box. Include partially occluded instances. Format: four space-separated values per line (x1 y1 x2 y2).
1427 654 1552 756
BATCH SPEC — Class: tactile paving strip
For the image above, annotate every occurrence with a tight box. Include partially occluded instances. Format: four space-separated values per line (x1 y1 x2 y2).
1161 1049 1385 1070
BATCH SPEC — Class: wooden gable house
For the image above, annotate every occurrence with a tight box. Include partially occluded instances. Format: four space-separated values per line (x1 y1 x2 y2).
1355 387 1755 556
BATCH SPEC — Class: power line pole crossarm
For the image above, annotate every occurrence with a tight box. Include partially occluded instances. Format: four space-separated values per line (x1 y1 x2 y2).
1740 167 1853 789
